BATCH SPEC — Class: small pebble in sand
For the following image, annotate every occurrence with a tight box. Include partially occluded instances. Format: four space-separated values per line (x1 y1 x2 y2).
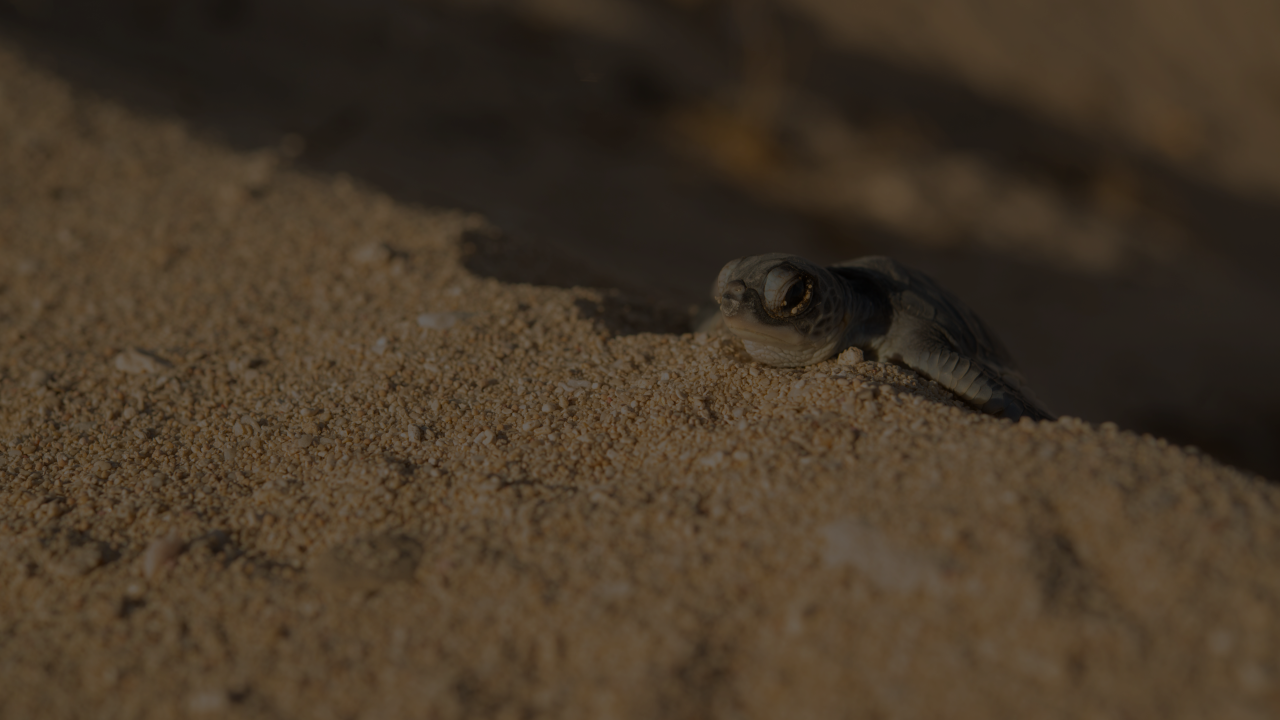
350 242 392 265
187 690 229 714
699 452 725 467
407 424 422 443
143 532 185 579
418 312 471 330
820 518 939 594
113 348 170 374
837 347 865 366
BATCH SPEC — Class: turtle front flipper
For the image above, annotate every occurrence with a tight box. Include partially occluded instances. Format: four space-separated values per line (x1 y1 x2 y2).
907 345 1056 422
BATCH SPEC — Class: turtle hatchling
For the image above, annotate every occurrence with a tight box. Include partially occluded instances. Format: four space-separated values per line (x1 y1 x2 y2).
711 254 1054 421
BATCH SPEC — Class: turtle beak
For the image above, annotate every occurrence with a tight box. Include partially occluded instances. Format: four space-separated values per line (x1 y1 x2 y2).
718 280 748 317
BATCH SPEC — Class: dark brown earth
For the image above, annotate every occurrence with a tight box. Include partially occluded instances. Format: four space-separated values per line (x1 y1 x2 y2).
2 2 1280 718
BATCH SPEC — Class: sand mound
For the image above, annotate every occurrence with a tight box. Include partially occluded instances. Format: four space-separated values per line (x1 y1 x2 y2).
2 46 1278 719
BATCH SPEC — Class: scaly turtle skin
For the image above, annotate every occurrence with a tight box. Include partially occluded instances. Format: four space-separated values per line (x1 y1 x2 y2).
713 254 1054 421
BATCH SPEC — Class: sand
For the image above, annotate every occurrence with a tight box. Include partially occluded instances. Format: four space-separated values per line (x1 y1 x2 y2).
3 43 1280 719
12 0 1280 480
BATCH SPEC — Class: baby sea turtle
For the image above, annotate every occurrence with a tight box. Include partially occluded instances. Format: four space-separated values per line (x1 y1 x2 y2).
712 254 1054 421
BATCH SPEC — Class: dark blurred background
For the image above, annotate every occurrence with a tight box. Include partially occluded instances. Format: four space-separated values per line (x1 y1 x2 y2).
3 0 1279 477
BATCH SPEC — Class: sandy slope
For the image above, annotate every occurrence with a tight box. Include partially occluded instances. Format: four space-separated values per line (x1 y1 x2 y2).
2 46 1280 719
11 0 1280 479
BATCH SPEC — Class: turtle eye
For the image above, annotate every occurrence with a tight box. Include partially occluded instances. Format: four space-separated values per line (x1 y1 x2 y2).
763 266 813 317
782 279 808 311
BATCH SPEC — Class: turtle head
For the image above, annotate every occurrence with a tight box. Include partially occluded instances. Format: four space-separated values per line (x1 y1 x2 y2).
712 254 849 367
